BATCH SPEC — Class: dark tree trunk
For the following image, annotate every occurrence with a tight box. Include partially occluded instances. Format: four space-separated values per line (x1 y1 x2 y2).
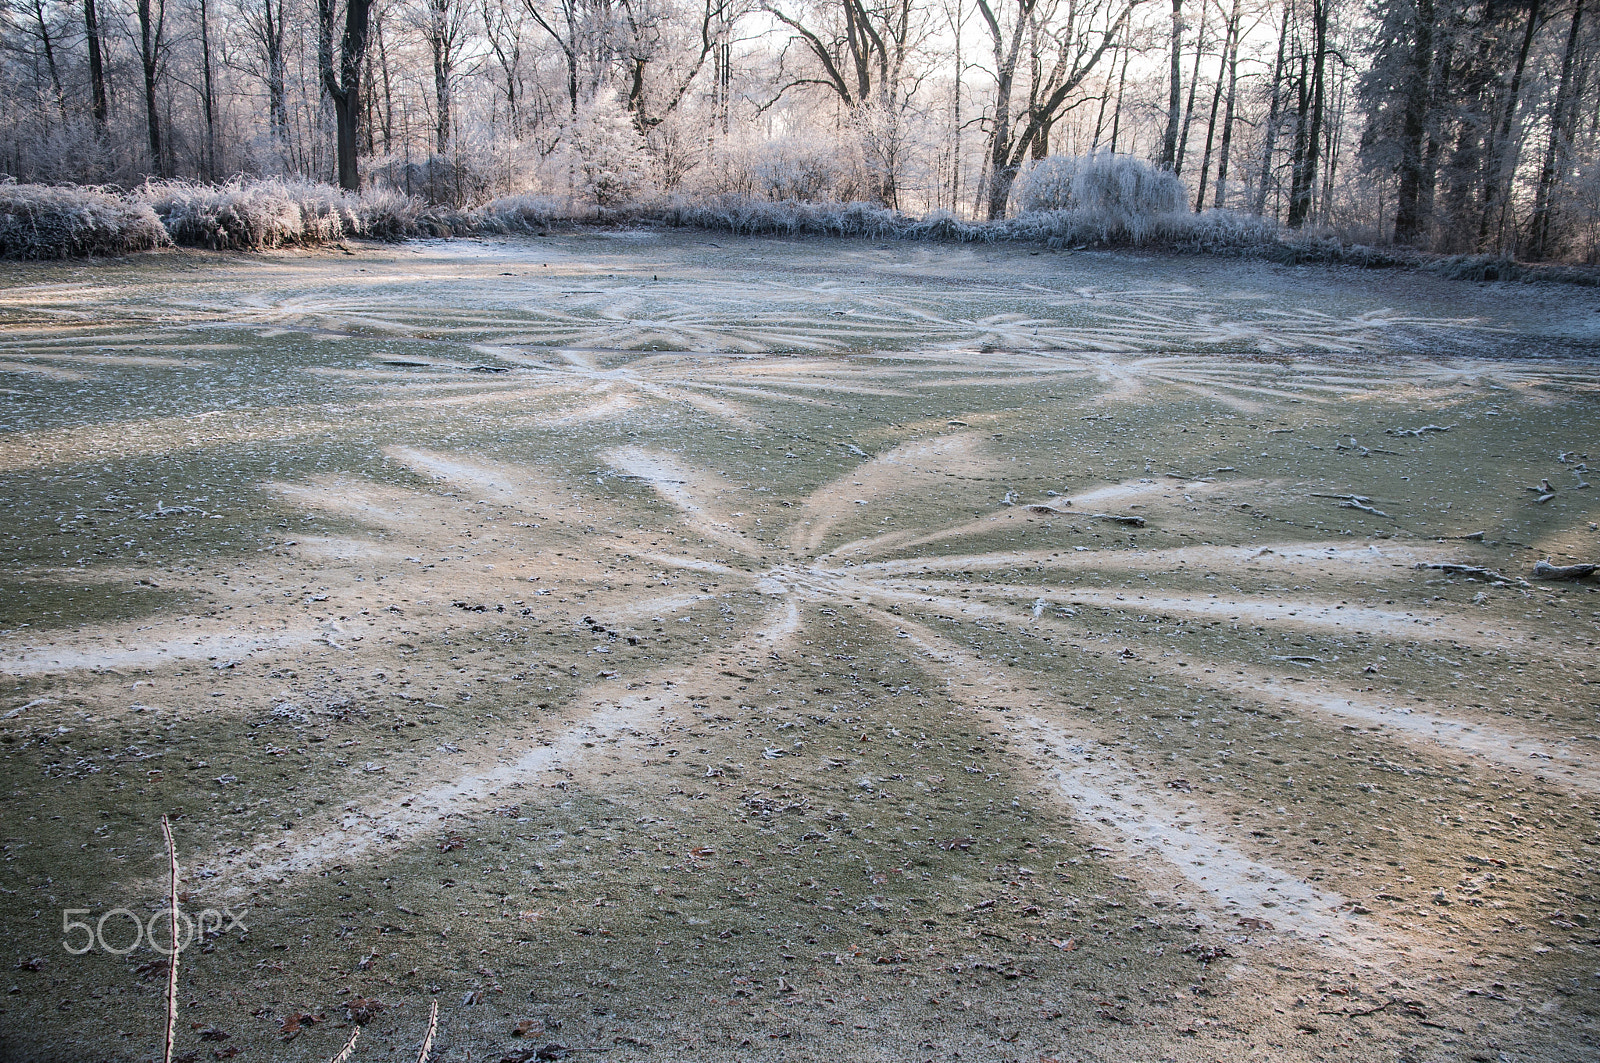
1530 0 1586 258
1253 1 1290 214
263 0 288 148
199 0 217 178
1212 0 1241 207
32 0 67 123
1395 0 1436 243
1195 0 1238 210
319 0 373 190
1288 0 1328 228
1162 0 1183 167
136 0 167 176
1287 54 1310 224
1109 28 1131 153
1175 0 1208 175
1478 0 1540 250
84 0 108 129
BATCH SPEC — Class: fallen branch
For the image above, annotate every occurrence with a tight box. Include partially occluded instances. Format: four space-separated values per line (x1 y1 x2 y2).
1413 561 1524 585
1533 560 1598 580
1310 492 1394 517
1089 513 1146 527
1318 998 1394 1017
416 999 439 1063
161 814 179 1063
1387 424 1454 437
330 1027 361 1063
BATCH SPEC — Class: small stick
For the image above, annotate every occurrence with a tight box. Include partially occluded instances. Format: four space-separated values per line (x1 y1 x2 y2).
329 1027 361 1063
416 999 439 1063
1533 559 1598 580
161 814 179 1063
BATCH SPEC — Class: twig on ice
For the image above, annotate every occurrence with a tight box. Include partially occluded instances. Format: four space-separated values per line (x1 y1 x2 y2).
1533 559 1598 581
1414 561 1526 586
329 1027 361 1063
1310 493 1394 519
416 999 439 1063
161 814 179 1063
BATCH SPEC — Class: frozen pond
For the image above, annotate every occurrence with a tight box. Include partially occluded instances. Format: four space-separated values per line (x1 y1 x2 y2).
2 231 1598 1061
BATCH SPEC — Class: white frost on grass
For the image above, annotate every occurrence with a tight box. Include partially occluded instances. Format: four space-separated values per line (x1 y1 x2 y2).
221 596 803 889
890 615 1370 950
1024 717 1367 949
0 629 319 676
1210 670 1600 794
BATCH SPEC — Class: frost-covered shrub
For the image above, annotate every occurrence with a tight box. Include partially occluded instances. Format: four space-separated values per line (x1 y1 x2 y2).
141 178 362 250
750 137 863 203
0 183 169 259
364 154 495 208
565 95 654 209
1014 152 1187 227
661 195 917 238
471 194 572 233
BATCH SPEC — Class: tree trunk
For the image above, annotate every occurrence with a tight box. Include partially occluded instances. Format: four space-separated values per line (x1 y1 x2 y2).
1175 0 1208 175
1288 0 1328 228
1212 1 1240 208
320 0 373 191
1286 55 1310 224
1253 1 1289 215
378 13 395 150
1478 0 1540 250
1110 28 1131 153
1394 0 1436 242
1194 0 1237 210
263 0 288 149
1091 31 1116 150
952 0 962 209
84 0 108 129
199 0 217 178
1319 66 1343 221
1530 0 1587 258
1161 0 1183 167
32 0 68 125
432 2 452 153
136 0 167 177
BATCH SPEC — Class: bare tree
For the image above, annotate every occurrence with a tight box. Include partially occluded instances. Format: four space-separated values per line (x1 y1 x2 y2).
84 0 108 129
137 0 170 175
1161 0 1181 166
1193 0 1237 209
975 0 1141 219
1530 0 1588 257
420 0 471 152
318 0 374 189
244 0 291 152
619 0 740 131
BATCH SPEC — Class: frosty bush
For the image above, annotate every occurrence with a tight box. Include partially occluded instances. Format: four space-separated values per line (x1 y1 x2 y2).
749 137 863 203
661 195 917 238
365 154 496 208
0 183 170 259
472 194 572 233
1014 153 1187 223
141 178 364 250
565 96 654 209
